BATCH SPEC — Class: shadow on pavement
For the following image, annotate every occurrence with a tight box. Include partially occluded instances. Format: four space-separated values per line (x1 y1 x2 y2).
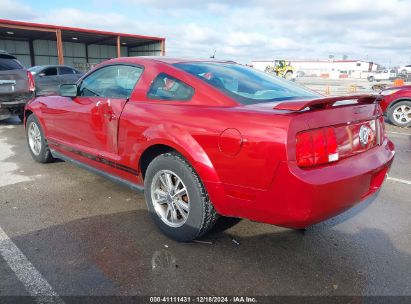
5 210 411 296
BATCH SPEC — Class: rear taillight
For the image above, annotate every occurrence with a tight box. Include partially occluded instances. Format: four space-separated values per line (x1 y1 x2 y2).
27 71 35 92
296 127 339 167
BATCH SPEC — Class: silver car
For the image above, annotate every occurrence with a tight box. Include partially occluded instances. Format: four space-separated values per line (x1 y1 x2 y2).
29 65 83 96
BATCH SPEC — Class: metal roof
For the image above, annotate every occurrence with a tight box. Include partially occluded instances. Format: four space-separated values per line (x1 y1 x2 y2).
0 19 164 48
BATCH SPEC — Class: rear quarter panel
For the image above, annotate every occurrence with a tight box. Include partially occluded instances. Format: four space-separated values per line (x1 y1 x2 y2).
119 103 290 190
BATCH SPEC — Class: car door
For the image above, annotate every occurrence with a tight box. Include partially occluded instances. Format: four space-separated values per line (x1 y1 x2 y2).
35 66 60 95
48 64 143 161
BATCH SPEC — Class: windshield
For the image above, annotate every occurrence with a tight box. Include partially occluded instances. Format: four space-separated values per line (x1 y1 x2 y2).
174 62 320 105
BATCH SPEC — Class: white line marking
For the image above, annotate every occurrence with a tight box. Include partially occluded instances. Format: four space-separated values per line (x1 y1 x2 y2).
387 131 411 136
0 226 64 304
387 176 411 185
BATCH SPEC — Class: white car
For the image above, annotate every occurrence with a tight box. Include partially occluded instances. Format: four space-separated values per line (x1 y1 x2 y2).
367 69 397 82
399 65 411 74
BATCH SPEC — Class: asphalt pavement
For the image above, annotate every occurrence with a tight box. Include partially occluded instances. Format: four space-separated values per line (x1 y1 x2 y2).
0 115 410 300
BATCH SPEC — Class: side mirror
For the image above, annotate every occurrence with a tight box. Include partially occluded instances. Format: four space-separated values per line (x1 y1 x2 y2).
59 84 78 97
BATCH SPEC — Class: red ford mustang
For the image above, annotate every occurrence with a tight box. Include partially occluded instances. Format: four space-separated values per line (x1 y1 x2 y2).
24 57 395 241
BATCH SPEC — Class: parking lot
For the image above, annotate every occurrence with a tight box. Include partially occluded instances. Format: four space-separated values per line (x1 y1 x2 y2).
0 92 410 300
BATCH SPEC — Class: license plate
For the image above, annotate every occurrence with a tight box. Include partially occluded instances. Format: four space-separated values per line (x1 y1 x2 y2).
0 84 14 93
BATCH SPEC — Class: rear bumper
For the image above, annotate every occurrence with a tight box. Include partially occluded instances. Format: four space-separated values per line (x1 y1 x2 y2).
0 92 33 116
210 138 395 228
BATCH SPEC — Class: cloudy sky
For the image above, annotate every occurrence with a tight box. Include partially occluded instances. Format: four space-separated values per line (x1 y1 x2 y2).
1 0 410 66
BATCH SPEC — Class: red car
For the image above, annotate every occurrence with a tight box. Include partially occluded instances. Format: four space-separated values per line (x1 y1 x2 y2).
380 85 411 127
24 57 395 241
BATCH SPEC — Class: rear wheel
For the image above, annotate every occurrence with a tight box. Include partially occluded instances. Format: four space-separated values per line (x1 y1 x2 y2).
387 100 411 127
26 114 54 163
144 152 218 242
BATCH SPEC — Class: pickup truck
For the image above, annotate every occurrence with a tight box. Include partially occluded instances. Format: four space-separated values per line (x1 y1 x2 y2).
367 69 397 82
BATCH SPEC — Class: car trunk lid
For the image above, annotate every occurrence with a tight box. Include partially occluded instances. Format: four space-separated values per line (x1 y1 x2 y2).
274 95 385 167
0 69 30 95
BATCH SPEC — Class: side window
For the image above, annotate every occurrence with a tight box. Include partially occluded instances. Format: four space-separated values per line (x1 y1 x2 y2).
59 67 75 75
79 65 143 98
43 67 58 76
147 73 194 101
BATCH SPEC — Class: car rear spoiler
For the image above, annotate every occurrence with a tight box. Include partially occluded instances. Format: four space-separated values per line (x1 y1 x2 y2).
273 94 381 111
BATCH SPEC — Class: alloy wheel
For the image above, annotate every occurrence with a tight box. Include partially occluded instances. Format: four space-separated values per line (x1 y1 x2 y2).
28 122 42 156
393 105 411 124
151 169 190 228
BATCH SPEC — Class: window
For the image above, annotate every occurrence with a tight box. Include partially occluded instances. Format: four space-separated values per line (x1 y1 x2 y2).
174 62 319 105
79 65 143 98
0 58 23 71
147 73 194 101
59 67 75 75
43 67 58 76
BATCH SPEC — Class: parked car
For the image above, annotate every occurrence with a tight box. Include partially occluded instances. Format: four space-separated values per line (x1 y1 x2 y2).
380 85 411 127
399 65 411 74
24 57 394 241
0 50 35 121
28 65 83 95
367 69 397 82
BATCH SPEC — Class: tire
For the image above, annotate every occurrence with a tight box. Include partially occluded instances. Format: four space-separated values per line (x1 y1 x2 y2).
144 152 218 242
26 114 54 163
387 100 411 127
368 76 374 82
284 71 293 80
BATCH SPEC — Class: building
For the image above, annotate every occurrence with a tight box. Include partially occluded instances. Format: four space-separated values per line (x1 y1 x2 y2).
0 19 165 71
251 59 379 79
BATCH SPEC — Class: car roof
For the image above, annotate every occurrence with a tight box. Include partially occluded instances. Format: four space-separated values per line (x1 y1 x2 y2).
0 50 17 59
31 65 76 69
108 56 236 65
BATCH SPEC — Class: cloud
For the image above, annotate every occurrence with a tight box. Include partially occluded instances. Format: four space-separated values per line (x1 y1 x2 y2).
0 0 37 20
0 0 410 66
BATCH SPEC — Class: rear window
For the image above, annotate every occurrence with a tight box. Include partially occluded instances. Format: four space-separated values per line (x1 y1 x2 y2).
174 62 319 105
0 58 23 71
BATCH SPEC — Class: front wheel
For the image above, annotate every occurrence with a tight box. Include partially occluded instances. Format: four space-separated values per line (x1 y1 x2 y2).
144 153 218 242
387 100 411 127
26 114 54 163
284 71 293 80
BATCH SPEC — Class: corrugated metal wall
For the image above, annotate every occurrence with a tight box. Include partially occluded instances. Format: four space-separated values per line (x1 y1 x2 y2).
87 44 127 63
33 40 58 65
129 41 161 56
63 41 87 66
0 39 31 67
1 38 162 68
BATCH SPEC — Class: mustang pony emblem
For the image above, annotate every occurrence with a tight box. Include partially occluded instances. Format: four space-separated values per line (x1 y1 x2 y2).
359 125 371 147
